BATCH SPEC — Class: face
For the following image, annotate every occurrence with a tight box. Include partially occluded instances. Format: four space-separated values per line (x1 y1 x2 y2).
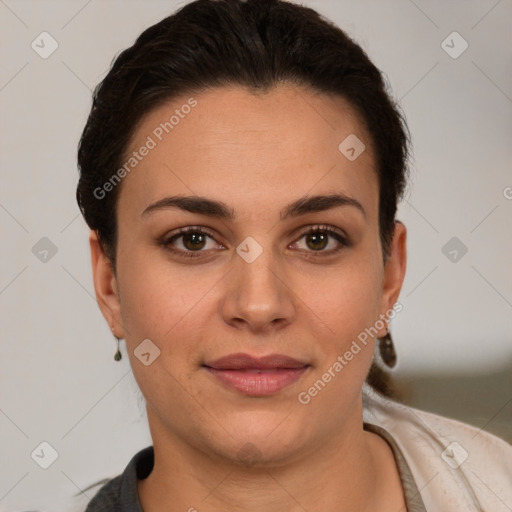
91 84 406 466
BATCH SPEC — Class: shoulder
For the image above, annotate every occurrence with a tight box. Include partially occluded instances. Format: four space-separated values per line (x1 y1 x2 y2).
83 446 154 512
362 383 512 462
84 476 123 512
362 384 512 510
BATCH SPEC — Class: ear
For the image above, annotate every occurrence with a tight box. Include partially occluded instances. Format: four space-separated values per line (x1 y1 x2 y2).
378 220 407 329
89 230 125 338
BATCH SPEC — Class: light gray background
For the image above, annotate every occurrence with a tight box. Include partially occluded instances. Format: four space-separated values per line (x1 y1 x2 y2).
1 0 511 510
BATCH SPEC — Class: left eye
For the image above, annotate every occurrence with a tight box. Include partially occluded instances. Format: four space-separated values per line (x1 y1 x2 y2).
291 227 347 253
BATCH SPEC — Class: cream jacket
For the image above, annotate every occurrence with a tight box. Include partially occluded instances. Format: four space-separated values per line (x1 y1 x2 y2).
362 383 512 511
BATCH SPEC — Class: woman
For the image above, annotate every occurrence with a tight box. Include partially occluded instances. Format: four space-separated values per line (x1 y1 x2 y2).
76 0 512 510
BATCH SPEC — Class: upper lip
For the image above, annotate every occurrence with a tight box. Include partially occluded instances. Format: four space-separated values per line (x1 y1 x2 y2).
203 353 309 370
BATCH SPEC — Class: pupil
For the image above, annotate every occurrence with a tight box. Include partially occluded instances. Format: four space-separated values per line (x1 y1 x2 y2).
184 233 205 250
307 232 327 250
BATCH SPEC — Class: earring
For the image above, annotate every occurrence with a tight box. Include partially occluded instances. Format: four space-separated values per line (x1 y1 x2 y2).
379 331 397 368
112 327 122 362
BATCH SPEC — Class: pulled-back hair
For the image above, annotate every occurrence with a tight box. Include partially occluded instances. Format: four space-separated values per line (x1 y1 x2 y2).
77 0 410 268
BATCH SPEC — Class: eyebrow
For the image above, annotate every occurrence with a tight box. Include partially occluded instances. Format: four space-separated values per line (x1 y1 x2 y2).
141 193 366 221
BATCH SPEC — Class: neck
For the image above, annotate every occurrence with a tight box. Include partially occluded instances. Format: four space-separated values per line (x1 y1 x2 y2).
138 398 405 511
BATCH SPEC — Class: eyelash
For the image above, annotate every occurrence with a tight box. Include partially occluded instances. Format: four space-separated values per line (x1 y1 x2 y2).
160 225 349 259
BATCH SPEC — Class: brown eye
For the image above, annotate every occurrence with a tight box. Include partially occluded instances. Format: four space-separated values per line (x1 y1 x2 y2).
305 231 329 251
182 232 207 251
162 227 221 258
292 226 348 255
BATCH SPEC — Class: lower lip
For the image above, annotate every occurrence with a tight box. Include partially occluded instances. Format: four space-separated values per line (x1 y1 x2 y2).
204 367 308 396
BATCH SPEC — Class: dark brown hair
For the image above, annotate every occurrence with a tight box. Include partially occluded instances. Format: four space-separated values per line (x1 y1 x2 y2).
77 0 410 268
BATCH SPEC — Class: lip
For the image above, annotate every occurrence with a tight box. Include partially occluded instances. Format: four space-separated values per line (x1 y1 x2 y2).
203 353 310 396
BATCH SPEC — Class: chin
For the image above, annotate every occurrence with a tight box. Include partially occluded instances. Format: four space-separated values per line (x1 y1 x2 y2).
202 411 313 468
216 437 303 469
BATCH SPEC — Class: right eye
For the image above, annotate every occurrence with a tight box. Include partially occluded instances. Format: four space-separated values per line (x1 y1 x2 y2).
161 226 225 258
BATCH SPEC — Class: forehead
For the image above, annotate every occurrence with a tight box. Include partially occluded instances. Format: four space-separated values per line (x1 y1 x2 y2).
117 84 378 223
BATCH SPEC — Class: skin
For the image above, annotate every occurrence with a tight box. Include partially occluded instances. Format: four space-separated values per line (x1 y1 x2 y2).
90 84 407 511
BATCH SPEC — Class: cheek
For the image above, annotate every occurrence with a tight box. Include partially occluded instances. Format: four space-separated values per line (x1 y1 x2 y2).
116 251 210 401
298 254 384 403
296 258 383 407
116 246 207 346
301 251 383 336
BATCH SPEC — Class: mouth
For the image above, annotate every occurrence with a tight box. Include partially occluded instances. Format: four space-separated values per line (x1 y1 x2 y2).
202 353 310 396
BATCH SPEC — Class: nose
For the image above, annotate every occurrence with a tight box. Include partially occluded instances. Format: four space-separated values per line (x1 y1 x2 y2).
220 243 296 334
